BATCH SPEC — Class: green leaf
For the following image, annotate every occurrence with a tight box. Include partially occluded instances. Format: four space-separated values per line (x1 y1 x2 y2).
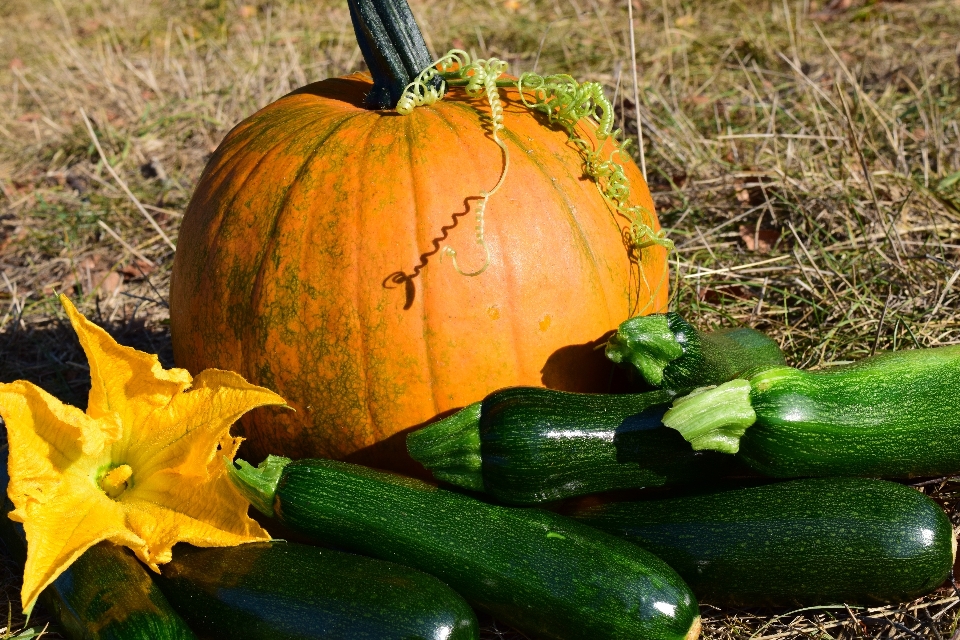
938 171 960 193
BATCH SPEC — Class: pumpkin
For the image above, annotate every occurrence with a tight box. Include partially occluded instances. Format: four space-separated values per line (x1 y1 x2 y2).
169 0 669 472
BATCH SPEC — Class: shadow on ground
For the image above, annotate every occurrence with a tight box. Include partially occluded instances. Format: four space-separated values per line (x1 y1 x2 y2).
0 314 174 409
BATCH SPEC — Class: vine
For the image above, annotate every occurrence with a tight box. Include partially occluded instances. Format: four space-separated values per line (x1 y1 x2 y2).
397 50 673 289
398 50 511 275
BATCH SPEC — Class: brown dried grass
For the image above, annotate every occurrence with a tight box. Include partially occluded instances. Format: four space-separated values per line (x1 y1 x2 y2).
1 0 959 637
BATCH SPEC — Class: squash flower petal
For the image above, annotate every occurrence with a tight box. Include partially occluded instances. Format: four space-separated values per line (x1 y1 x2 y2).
0 294 287 613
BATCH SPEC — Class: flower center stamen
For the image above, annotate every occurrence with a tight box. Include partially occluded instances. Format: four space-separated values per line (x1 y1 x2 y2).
100 464 133 499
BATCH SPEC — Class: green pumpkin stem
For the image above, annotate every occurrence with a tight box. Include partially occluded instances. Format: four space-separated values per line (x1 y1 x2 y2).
348 0 441 110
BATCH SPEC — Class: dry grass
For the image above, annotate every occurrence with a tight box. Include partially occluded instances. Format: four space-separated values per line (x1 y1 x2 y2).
1 0 959 637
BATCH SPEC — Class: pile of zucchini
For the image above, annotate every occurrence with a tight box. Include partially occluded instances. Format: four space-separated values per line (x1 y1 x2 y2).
404 313 958 618
3 312 958 640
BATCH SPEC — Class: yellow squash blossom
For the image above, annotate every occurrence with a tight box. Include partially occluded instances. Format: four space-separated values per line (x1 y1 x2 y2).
0 294 287 613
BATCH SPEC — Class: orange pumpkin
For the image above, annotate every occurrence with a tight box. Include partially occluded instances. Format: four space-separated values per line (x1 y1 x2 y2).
169 1 668 472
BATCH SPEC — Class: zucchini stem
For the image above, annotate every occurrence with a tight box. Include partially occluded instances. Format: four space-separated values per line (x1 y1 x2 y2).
226 455 292 517
406 402 484 491
605 314 684 386
662 380 757 454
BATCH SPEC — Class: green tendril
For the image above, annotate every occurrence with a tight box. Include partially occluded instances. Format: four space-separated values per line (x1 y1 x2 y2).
442 54 510 276
516 71 673 258
397 50 673 285
395 50 467 115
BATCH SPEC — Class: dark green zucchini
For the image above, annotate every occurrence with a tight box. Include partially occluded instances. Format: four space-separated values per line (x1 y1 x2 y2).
227 455 701 640
605 312 786 390
662 345 960 477
571 478 956 606
408 387 744 504
155 541 478 640
0 452 197 640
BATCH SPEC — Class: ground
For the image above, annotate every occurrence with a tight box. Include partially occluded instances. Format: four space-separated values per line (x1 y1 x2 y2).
1 0 959 637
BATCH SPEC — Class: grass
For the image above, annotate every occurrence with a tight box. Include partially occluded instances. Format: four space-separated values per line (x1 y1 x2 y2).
1 0 960 637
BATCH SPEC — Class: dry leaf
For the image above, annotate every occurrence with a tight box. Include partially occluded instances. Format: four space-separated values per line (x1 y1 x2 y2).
698 285 757 304
119 259 156 280
100 272 123 295
141 137 164 154
739 225 781 253
78 19 101 36
685 95 711 108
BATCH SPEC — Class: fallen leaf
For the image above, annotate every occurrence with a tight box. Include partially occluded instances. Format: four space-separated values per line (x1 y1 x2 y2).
0 227 26 256
78 19 101 35
78 255 103 272
739 225 782 253
684 95 711 108
698 285 757 304
140 136 163 153
119 260 156 280
100 272 123 295
44 273 78 296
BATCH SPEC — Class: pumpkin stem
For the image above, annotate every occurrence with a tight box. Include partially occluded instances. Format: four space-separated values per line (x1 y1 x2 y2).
349 0 441 110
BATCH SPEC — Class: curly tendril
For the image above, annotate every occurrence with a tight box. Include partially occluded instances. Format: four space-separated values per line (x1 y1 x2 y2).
395 50 468 115
396 50 673 286
400 51 511 275
516 72 673 257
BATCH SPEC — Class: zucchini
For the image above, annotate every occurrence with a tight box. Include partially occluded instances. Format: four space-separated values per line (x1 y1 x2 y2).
155 541 479 640
407 313 781 503
661 345 960 477
605 312 786 390
228 455 702 640
407 387 744 504
571 478 956 606
0 453 197 640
